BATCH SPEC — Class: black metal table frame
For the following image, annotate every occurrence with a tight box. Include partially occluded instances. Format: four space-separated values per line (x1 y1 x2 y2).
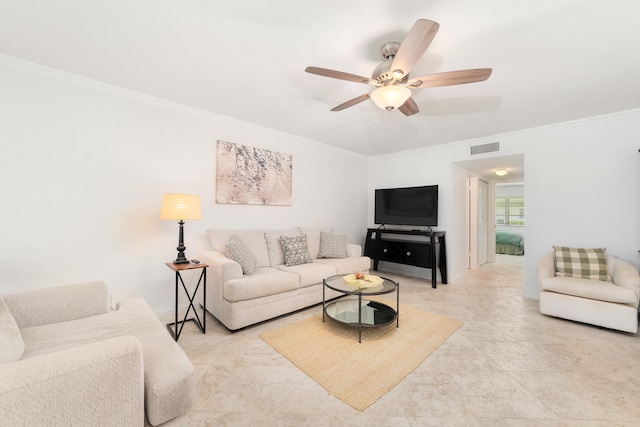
323 274 399 343
167 267 206 341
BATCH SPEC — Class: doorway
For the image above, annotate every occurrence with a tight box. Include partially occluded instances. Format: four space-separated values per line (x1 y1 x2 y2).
456 153 525 270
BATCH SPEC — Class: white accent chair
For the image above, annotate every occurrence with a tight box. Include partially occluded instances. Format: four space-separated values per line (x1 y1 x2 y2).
538 253 640 333
0 281 194 426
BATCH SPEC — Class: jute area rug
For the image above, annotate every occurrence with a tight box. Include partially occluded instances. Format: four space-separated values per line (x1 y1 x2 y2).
260 298 463 411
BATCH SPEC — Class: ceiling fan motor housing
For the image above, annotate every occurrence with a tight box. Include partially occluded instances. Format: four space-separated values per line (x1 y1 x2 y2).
380 41 401 60
373 42 409 84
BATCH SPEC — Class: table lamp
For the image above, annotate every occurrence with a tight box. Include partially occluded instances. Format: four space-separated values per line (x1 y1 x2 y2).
161 194 202 264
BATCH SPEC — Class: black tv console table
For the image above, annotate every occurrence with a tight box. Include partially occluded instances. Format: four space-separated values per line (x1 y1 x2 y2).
364 228 447 288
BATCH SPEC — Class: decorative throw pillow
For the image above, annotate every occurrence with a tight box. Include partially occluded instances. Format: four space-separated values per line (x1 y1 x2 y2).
264 228 300 266
553 246 609 281
0 297 25 363
280 234 312 266
297 227 333 259
226 235 257 275
318 231 347 259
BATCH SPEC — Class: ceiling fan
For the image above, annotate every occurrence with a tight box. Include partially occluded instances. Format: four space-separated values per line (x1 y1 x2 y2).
305 19 492 116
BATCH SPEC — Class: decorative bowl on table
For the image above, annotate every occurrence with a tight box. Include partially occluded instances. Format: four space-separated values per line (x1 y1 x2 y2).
342 274 384 289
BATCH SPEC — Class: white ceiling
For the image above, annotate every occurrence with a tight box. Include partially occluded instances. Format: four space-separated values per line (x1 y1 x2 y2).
1 1 639 158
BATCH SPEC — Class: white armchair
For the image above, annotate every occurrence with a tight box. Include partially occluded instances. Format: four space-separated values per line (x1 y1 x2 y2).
1 336 145 425
0 281 194 426
538 252 640 333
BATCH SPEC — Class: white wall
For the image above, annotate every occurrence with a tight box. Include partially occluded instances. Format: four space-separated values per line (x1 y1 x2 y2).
369 109 640 299
0 57 368 313
2 55 639 311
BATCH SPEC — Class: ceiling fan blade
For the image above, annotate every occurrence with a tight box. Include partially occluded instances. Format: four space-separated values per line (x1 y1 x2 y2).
398 97 419 116
305 66 371 84
407 68 493 89
330 93 371 111
390 19 439 77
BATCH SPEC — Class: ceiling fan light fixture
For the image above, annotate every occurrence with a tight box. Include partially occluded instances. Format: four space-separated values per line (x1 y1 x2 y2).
305 19 491 116
370 85 411 111
495 169 508 176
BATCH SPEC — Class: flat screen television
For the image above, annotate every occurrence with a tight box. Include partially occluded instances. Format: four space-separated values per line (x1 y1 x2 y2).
374 185 438 227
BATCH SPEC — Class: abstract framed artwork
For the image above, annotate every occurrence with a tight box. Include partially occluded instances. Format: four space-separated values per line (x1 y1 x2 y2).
216 140 292 206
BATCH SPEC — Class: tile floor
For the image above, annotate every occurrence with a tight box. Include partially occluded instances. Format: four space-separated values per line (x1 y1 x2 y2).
173 255 640 426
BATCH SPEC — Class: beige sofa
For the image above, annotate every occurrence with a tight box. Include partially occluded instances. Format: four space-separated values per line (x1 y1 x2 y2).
538 252 640 333
0 281 194 426
198 227 371 330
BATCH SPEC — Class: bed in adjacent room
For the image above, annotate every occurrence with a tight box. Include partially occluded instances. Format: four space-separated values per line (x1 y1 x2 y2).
495 230 525 255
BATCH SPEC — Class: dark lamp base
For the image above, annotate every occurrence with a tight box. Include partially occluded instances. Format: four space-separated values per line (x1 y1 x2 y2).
172 220 190 264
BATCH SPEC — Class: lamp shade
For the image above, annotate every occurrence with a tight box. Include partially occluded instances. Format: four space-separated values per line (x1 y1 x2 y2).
370 85 412 110
160 194 202 221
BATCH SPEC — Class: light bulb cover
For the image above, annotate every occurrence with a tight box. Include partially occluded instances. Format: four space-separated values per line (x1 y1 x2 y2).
370 85 411 110
495 169 509 176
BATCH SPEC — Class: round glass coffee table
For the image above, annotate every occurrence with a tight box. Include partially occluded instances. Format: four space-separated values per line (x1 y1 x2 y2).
322 274 399 343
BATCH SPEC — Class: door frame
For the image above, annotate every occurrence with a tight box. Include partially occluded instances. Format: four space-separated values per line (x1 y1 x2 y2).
467 176 494 269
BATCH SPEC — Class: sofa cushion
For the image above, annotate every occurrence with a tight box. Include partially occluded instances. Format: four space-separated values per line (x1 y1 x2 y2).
540 276 639 304
319 231 347 258
223 267 300 302
264 228 300 266
226 235 257 275
274 262 337 288
281 235 312 267
0 298 25 363
297 227 333 259
207 229 270 268
315 257 372 275
553 246 609 281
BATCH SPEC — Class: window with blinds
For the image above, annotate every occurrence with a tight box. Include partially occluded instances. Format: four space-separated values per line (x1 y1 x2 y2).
495 196 524 225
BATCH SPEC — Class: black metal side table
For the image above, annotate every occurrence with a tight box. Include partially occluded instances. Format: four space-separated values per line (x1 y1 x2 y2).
165 261 208 341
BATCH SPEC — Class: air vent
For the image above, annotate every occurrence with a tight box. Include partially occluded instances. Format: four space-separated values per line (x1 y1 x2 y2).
470 142 499 155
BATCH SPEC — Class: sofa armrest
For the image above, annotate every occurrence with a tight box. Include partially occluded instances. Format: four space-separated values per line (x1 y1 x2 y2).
346 243 363 258
199 250 243 283
0 335 144 425
537 253 555 288
611 259 640 302
2 281 110 328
